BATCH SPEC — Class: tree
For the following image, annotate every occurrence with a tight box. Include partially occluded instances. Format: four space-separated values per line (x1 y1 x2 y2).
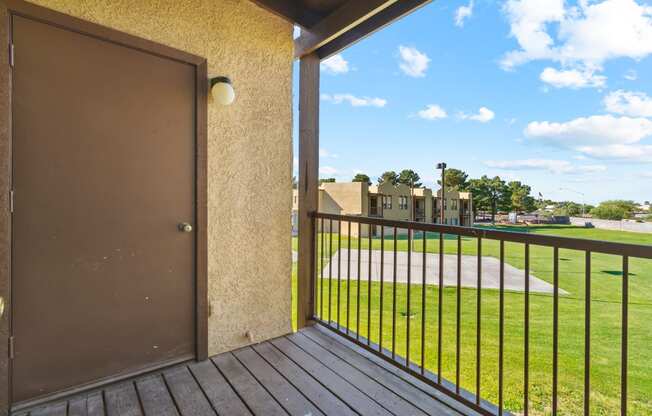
438 168 468 190
378 171 399 185
352 173 372 185
590 200 638 220
466 176 511 222
508 181 536 213
319 178 336 184
554 201 585 217
398 169 422 188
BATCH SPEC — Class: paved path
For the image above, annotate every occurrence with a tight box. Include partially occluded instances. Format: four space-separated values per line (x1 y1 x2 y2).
322 249 566 295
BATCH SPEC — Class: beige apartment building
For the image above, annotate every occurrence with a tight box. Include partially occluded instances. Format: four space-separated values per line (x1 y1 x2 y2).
292 181 473 236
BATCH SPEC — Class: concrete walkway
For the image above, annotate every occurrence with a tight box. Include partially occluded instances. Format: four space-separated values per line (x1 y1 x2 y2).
321 249 566 295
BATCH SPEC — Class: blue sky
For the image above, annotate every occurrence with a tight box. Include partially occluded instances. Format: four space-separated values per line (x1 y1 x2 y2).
293 0 652 205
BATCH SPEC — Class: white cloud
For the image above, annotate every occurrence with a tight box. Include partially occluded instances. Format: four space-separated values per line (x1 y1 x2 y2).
624 69 638 81
319 148 339 158
539 67 606 89
320 54 349 75
603 90 652 117
321 93 387 108
398 46 430 77
485 159 607 174
524 114 652 162
525 115 652 146
319 166 339 175
460 106 495 122
417 104 448 120
455 1 474 27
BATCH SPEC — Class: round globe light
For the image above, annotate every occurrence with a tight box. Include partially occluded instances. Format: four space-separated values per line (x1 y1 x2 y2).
211 77 235 105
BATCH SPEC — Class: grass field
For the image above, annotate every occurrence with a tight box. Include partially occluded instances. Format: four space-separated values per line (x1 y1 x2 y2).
291 225 652 415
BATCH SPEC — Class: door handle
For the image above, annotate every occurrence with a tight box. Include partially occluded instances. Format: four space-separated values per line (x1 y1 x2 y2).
178 223 193 233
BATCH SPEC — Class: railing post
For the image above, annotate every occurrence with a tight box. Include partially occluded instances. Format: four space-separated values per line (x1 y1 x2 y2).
297 52 320 329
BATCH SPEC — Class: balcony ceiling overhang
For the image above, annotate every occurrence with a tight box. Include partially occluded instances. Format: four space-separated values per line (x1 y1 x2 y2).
249 0 432 59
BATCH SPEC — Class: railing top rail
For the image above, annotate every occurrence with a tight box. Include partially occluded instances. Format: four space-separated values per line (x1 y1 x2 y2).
312 212 652 259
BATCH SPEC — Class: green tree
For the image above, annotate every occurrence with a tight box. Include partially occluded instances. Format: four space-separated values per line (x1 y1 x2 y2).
508 181 536 213
437 168 469 190
319 178 336 184
554 201 585 217
590 200 638 220
398 169 422 188
352 173 372 185
466 176 511 222
378 171 399 185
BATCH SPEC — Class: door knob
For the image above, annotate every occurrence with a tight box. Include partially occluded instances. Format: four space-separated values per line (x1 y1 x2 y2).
178 223 193 233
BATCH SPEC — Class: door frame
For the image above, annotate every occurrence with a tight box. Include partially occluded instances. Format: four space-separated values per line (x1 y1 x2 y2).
0 0 208 411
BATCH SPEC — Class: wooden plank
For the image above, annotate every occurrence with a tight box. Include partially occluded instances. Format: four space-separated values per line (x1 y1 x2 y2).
252 342 357 416
294 0 397 57
316 0 432 59
287 333 428 416
270 337 392 416
296 52 320 329
301 328 460 416
188 360 251 416
30 402 67 416
163 366 215 416
309 326 484 415
135 375 180 416
87 392 106 416
233 347 323 416
211 353 286 416
104 383 143 416
249 0 323 28
68 396 89 416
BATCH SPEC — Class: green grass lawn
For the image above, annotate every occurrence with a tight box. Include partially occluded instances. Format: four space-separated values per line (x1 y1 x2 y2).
292 225 652 415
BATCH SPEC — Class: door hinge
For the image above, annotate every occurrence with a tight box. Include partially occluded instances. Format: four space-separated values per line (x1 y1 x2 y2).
8 336 14 359
9 44 14 68
9 190 14 213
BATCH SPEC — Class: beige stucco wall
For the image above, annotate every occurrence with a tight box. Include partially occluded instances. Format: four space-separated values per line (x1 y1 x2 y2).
27 0 294 355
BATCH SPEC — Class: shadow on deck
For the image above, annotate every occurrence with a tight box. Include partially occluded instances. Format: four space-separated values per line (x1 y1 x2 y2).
14 326 483 416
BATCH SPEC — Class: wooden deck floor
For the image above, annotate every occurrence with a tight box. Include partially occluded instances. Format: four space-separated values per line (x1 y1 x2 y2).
14 326 480 416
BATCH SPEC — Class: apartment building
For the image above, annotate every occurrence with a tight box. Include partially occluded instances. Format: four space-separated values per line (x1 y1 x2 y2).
292 181 473 236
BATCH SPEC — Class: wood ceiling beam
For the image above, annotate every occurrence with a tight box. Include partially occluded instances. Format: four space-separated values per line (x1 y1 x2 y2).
249 0 323 28
294 0 399 58
315 0 432 59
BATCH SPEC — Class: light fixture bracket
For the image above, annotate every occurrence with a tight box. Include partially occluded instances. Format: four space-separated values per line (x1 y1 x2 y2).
210 76 232 87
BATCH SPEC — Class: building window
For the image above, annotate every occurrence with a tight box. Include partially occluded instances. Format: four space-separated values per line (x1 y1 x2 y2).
453 218 458 225
399 196 409 210
444 218 448 224
382 195 392 209
452 199 458 210
443 198 448 210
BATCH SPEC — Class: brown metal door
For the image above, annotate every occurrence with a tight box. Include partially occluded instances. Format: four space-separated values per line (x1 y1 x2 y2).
12 15 196 403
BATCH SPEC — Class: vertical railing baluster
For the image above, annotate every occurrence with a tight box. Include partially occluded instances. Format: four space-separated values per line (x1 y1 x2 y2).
407 228 412 367
584 250 591 416
456 235 462 395
438 231 444 383
524 243 530 416
356 222 362 341
368 227 372 345
622 255 629 416
499 240 505 416
392 227 398 360
421 231 427 374
337 221 342 330
347 221 352 334
328 219 333 325
320 218 325 320
553 247 559 415
380 226 385 352
476 237 482 405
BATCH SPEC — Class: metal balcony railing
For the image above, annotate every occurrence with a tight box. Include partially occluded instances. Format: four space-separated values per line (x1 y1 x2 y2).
309 212 652 416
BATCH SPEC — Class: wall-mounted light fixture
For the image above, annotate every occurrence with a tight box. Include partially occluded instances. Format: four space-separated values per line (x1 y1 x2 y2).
210 76 235 105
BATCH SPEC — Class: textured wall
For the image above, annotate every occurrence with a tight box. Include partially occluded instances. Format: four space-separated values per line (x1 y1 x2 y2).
26 0 294 355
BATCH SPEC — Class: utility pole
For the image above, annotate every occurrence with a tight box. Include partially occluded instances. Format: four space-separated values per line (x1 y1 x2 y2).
437 162 447 224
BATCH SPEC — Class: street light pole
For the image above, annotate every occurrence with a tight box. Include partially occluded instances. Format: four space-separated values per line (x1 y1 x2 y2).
437 162 447 224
